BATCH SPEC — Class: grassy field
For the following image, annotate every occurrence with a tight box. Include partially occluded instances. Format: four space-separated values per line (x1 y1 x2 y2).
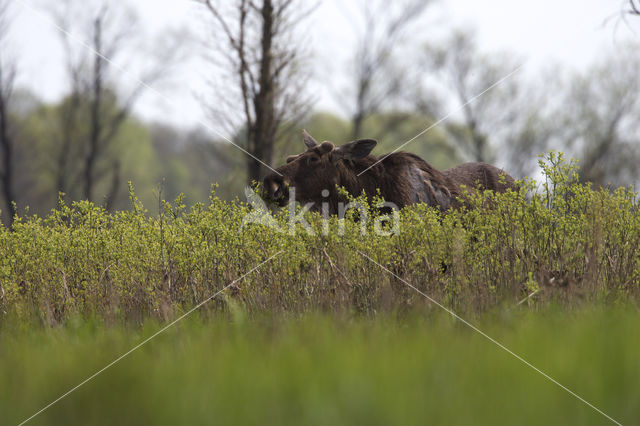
1 155 639 425
2 308 638 425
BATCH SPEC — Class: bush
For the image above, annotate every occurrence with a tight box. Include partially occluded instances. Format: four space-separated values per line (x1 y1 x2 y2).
1 152 639 326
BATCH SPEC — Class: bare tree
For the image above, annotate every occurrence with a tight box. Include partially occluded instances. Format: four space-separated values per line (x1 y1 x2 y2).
554 45 640 186
0 0 16 226
51 0 180 207
197 0 313 184
424 30 525 164
501 89 555 178
344 0 433 139
629 0 640 15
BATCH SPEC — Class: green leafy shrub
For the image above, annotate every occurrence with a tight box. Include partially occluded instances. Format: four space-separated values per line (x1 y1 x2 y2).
1 152 639 326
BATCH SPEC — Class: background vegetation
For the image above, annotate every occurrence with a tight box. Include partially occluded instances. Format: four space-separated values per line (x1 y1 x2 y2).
1 1 640 226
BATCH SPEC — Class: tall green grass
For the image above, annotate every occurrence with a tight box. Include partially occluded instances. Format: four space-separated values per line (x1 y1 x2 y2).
1 308 638 425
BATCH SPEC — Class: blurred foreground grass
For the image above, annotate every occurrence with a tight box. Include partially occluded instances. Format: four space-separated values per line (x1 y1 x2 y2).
1 307 638 426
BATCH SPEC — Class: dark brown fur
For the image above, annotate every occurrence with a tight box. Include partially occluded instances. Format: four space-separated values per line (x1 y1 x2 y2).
263 131 516 214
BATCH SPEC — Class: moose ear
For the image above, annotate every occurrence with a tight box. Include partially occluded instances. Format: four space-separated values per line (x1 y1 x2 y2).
333 139 377 161
302 129 318 149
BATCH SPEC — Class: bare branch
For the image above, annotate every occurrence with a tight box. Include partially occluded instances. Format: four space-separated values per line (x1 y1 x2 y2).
345 0 433 139
198 0 313 183
49 0 182 207
198 0 241 51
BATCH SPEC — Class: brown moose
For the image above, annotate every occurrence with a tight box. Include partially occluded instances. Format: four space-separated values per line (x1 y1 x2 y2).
263 130 516 214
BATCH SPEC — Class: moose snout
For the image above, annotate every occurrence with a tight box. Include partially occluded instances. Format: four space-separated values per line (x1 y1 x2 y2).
263 174 289 204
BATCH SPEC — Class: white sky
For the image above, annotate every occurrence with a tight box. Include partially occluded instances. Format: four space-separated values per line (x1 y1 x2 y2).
6 0 638 132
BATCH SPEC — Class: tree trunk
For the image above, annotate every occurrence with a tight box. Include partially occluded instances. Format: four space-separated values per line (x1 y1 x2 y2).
56 91 81 199
352 77 368 139
472 131 487 163
0 64 15 227
352 111 364 140
247 0 275 184
84 16 104 202
463 104 487 163
0 86 15 227
105 159 121 211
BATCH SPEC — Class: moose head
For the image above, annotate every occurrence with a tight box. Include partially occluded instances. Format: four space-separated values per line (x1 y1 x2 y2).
262 130 377 211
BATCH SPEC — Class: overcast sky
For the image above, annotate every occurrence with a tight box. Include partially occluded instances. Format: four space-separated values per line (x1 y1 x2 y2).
7 0 637 132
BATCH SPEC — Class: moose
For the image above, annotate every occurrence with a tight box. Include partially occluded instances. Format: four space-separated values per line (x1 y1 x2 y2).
263 130 516 214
